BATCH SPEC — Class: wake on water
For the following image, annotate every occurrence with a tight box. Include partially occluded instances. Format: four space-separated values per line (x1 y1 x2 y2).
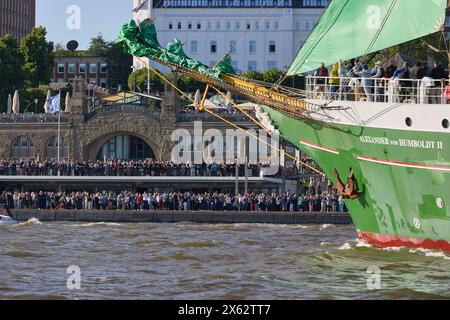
0 217 42 227
337 238 450 260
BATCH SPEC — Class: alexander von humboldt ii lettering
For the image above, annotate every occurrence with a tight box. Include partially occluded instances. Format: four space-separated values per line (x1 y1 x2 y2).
118 0 450 251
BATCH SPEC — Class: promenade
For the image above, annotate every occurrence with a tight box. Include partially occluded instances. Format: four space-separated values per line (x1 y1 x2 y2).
6 209 352 225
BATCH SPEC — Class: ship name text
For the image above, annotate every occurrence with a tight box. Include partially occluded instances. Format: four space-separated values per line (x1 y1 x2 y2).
360 136 444 150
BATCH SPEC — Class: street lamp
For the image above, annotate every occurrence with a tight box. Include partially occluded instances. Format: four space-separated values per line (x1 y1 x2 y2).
131 65 137 92
34 99 38 114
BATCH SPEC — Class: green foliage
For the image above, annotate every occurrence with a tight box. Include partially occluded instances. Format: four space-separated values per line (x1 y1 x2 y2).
241 70 264 82
20 26 55 88
263 68 283 84
106 42 133 90
128 68 164 93
242 69 284 84
0 35 25 113
176 74 206 93
86 35 132 90
86 34 109 57
371 33 448 67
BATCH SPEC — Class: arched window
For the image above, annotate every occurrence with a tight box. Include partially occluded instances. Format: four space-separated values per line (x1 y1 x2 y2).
12 137 35 160
46 136 69 160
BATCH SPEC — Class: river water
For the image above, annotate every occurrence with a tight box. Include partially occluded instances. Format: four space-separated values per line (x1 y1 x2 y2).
1 219 450 300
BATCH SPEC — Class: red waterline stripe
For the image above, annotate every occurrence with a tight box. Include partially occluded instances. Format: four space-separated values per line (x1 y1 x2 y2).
357 155 450 172
359 231 450 252
300 141 339 155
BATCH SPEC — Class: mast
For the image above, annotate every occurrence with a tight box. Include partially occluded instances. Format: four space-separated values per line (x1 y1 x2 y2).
147 0 153 94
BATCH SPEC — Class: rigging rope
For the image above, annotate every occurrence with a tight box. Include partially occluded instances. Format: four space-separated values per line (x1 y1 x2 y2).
136 57 325 176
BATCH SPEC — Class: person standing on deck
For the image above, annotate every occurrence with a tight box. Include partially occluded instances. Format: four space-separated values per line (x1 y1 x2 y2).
353 64 373 101
328 63 340 98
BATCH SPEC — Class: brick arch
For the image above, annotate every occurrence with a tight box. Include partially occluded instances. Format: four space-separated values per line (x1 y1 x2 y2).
82 111 165 161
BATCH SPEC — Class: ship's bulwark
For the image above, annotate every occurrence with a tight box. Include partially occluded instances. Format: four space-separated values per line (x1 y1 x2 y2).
263 107 450 250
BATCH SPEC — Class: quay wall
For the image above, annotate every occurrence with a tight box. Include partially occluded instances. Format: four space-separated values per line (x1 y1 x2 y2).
7 210 353 225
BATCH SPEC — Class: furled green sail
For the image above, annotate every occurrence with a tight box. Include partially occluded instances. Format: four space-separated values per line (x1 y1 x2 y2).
117 19 236 80
287 0 447 76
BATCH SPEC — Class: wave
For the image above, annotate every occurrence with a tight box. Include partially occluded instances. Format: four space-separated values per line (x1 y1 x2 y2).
14 218 42 228
0 215 17 226
319 224 335 231
70 222 122 228
409 248 450 260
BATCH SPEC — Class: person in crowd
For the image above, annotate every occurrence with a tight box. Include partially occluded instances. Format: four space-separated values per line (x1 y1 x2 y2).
0 190 346 213
328 62 340 98
410 62 427 80
353 64 373 101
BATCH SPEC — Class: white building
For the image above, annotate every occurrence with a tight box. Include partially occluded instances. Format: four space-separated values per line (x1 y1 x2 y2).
132 0 327 73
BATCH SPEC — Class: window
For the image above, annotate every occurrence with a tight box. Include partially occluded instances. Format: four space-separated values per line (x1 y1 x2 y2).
216 21 220 29
246 22 251 30
248 61 257 71
90 79 97 85
79 63 86 73
210 41 217 54
12 137 35 160
197 23 201 29
249 40 256 53
226 21 231 29
231 60 238 70
169 22 173 29
269 41 276 53
188 22 192 29
207 21 211 29
274 21 279 29
90 64 97 73
68 64 76 73
178 22 182 29
191 40 198 54
100 80 107 88
100 63 107 73
46 136 68 160
265 21 270 29
235 21 240 29
255 21 260 29
230 41 237 54
267 61 277 69
57 64 65 73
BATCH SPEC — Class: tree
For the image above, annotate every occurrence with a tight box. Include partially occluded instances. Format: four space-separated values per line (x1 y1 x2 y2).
176 74 206 93
0 35 25 112
128 68 164 93
241 70 264 82
20 26 54 88
106 43 133 90
263 68 283 84
87 34 109 57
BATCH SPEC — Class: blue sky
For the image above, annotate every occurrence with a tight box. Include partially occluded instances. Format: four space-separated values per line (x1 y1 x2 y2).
36 0 132 49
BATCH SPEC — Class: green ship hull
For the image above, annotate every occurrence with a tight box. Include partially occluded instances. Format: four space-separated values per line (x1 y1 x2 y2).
263 106 450 251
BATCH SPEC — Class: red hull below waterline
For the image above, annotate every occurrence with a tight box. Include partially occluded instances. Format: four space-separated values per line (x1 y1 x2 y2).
358 231 450 252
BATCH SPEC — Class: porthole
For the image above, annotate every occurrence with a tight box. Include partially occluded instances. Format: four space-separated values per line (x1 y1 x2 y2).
442 119 449 129
405 117 412 127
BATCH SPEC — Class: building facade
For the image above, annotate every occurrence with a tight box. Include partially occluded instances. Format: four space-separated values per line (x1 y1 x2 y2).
53 56 109 88
132 0 327 73
0 0 36 41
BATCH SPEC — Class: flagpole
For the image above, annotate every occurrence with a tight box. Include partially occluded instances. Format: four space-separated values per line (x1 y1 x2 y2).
57 90 61 165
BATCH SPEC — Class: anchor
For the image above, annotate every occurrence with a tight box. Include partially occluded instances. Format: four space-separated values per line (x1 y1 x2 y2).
333 168 362 200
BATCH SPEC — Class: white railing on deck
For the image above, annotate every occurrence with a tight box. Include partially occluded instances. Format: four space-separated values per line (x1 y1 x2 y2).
305 76 449 104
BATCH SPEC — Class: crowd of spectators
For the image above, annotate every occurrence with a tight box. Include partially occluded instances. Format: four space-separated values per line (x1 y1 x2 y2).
0 190 347 213
0 159 283 177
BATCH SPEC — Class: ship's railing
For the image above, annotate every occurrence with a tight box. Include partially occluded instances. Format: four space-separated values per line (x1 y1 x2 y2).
305 76 449 104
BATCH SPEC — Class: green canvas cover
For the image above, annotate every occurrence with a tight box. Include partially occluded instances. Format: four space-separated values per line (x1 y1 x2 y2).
117 19 236 80
287 0 447 75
